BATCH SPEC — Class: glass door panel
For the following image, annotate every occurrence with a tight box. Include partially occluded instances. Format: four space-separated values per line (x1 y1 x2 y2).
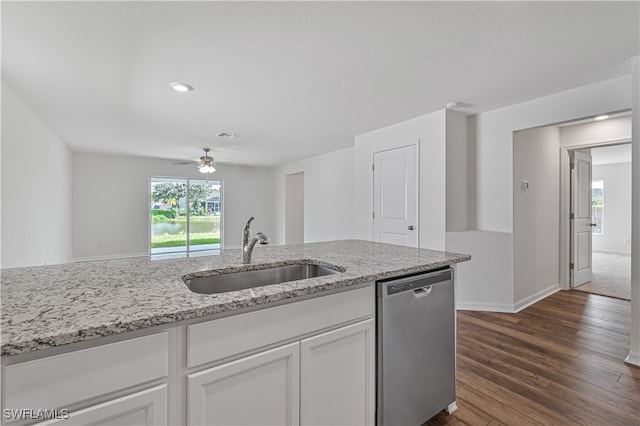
150 178 188 255
188 179 221 252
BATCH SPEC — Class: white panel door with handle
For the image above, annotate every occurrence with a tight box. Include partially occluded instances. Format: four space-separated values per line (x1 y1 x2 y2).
373 144 418 247
571 150 594 287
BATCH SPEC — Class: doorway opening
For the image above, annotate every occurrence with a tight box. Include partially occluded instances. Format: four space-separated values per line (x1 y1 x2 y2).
512 111 631 303
570 144 632 300
285 172 304 245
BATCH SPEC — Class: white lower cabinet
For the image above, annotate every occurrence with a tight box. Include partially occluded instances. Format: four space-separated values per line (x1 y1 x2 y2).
2 287 375 426
187 342 300 426
300 319 375 426
38 385 167 426
186 318 375 426
2 332 169 426
183 286 375 426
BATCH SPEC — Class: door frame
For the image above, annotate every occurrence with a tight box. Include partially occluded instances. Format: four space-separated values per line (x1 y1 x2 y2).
371 139 420 246
559 140 631 290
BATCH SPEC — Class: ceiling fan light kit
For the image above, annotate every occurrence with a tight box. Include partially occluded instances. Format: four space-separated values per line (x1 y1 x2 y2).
197 148 216 174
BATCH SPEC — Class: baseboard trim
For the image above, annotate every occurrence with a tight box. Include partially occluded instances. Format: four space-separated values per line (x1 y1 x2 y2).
593 250 632 256
73 252 149 262
456 301 516 313
514 284 561 313
457 284 561 313
625 350 640 367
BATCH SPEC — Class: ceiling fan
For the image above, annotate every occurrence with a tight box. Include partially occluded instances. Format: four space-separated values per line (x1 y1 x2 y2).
196 148 216 173
173 148 234 172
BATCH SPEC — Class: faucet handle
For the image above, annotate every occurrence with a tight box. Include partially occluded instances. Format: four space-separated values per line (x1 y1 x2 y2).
257 232 270 245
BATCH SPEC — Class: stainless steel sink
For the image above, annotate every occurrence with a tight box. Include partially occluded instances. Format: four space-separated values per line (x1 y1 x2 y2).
183 263 343 295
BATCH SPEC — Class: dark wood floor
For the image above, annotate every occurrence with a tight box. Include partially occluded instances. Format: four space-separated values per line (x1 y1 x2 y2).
425 290 640 426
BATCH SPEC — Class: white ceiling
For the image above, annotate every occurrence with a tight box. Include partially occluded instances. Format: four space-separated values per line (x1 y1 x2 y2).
2 1 639 167
592 144 632 166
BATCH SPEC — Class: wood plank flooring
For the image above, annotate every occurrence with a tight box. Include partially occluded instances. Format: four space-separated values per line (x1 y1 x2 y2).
425 290 640 426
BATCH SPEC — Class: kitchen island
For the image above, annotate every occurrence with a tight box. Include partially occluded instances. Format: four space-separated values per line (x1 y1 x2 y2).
1 240 470 425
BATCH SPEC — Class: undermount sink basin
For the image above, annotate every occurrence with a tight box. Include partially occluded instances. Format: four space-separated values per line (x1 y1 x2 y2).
183 263 343 295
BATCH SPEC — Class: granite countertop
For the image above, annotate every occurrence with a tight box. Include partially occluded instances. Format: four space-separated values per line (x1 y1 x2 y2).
1 240 470 357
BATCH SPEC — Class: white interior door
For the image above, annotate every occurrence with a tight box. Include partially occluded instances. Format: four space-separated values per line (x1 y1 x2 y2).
373 144 418 247
571 150 594 287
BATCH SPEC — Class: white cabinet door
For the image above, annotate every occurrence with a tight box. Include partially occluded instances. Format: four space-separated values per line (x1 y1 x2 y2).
300 319 375 426
187 342 300 426
37 385 167 426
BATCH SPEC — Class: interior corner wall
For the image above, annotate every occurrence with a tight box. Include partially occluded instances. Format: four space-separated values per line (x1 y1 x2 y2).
592 162 632 255
354 110 446 250
72 153 273 260
475 76 632 233
270 147 355 246
467 115 477 230
1 80 72 268
446 110 469 231
513 126 561 305
627 55 639 366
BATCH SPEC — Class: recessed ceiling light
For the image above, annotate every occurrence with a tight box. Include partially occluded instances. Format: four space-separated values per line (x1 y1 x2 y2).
170 82 194 92
217 132 239 139
594 115 609 121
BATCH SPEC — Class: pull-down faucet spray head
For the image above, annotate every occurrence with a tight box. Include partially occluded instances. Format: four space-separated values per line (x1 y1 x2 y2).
242 217 269 264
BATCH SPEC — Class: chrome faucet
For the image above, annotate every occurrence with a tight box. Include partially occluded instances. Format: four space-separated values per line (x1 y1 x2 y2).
242 216 270 264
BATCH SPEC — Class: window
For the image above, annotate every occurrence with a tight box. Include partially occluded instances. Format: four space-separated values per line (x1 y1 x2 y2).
150 177 222 256
591 180 603 235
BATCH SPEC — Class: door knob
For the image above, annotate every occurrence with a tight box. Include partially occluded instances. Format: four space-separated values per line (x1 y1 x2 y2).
407 225 415 231
590 223 597 227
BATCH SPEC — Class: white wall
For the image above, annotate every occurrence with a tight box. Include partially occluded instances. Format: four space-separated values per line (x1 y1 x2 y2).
592 162 632 255
475 76 632 233
284 172 304 244
627 55 639 366
446 231 514 311
460 76 633 312
559 115 632 147
354 110 446 250
1 80 73 268
270 147 355 245
512 126 561 304
72 153 273 260
446 110 470 231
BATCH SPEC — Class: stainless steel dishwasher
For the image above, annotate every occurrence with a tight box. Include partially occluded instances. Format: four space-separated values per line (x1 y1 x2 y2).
376 267 456 426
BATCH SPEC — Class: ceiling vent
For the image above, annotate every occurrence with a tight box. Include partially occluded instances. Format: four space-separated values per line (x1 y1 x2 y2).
217 132 239 139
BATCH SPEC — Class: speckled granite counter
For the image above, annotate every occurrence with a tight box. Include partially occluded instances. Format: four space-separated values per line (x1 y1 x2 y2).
1 240 470 357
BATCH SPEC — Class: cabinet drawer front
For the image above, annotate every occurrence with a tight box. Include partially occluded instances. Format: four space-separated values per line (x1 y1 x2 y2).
187 285 374 368
3 332 169 412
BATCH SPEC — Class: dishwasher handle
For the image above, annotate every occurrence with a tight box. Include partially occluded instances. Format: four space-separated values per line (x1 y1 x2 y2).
413 285 432 298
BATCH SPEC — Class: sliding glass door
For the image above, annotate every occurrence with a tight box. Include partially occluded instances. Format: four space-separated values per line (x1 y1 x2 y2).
150 177 222 256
